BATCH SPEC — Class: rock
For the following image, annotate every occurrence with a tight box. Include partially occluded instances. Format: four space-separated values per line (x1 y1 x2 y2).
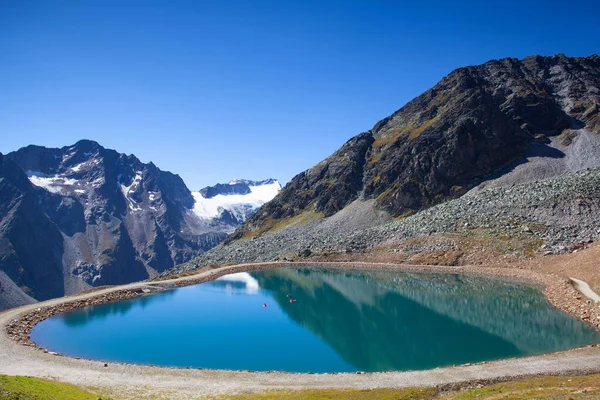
299 249 312 258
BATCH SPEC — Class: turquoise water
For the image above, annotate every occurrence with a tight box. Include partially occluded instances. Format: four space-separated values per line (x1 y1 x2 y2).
30 268 600 372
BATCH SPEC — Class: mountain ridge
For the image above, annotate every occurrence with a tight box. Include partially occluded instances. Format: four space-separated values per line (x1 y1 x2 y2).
0 141 279 310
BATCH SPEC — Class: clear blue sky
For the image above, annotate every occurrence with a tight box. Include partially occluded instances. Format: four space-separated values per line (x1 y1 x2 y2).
1 0 599 189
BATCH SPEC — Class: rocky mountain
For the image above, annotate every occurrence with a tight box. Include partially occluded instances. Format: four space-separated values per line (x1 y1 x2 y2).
0 140 278 310
170 54 600 274
231 54 600 238
191 179 281 233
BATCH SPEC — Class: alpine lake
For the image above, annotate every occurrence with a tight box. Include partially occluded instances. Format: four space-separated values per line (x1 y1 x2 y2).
30 267 600 373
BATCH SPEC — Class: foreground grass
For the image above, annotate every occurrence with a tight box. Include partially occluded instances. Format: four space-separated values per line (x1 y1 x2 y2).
215 387 437 400
1 374 599 399
0 375 104 400
219 374 600 400
439 374 600 400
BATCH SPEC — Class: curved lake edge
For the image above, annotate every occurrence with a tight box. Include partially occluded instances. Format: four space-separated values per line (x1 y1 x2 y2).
7 262 600 362
2 261 600 396
7 262 600 361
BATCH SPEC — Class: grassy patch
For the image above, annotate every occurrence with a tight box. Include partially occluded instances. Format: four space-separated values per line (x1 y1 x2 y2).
216 387 437 400
439 374 600 399
217 375 600 400
0 375 106 400
407 115 439 139
458 227 544 259
1 373 599 399
240 208 324 240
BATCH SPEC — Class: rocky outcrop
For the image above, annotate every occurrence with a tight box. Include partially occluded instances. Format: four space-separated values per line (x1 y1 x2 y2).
230 54 600 241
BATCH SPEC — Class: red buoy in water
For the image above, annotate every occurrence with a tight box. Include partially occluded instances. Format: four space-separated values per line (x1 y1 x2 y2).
263 303 267 307
286 294 291 297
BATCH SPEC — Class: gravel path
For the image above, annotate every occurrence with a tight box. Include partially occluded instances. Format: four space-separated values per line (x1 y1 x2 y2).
1 262 600 399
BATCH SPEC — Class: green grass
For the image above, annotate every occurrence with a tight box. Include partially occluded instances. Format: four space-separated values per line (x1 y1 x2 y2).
439 374 600 399
218 375 600 400
2 374 599 399
239 208 324 240
216 387 437 400
0 375 105 400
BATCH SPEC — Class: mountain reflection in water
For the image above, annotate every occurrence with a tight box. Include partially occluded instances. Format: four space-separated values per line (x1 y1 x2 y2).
31 267 600 372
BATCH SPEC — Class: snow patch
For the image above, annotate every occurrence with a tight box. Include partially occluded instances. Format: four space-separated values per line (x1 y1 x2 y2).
70 163 85 172
120 171 143 212
27 171 80 194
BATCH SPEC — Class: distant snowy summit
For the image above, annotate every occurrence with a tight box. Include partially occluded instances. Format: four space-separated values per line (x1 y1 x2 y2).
191 179 281 231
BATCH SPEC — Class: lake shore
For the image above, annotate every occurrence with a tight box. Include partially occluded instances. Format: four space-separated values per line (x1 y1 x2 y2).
1 261 600 399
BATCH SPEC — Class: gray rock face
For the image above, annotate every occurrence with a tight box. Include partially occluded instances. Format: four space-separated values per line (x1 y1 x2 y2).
0 141 228 310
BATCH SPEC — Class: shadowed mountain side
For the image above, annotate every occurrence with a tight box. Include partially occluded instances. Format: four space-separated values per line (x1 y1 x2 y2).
0 153 66 305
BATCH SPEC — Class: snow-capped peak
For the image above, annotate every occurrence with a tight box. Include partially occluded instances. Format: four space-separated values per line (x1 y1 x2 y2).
191 179 280 223
228 178 278 186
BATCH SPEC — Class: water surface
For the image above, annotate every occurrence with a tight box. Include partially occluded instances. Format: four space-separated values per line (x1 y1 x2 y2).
31 268 600 372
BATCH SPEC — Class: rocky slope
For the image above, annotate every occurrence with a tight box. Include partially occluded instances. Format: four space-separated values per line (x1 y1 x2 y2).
0 140 278 310
170 166 600 272
171 54 600 274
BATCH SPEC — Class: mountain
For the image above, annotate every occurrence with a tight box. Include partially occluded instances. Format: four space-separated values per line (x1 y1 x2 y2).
191 179 281 233
233 54 600 235
169 54 600 274
0 140 278 310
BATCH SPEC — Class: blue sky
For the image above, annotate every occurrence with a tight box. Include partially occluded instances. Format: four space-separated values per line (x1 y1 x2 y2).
1 0 599 189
